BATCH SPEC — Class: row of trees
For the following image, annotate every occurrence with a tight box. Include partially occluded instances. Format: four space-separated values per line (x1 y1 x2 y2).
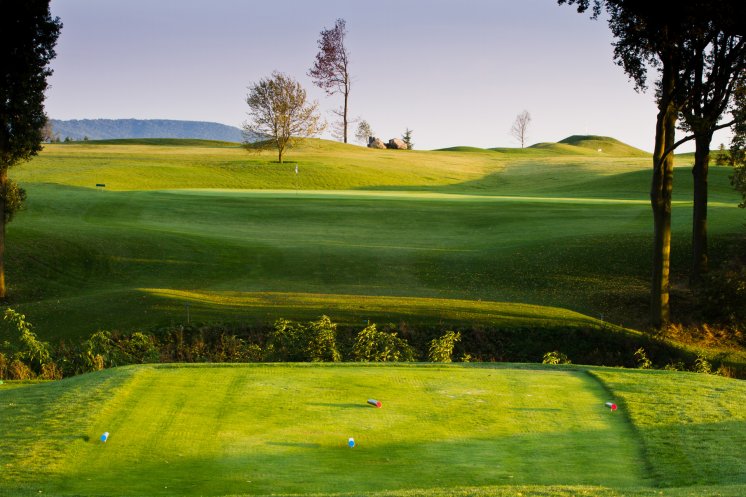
559 0 746 327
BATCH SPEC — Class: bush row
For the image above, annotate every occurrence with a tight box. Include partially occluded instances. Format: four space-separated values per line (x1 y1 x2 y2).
0 309 742 380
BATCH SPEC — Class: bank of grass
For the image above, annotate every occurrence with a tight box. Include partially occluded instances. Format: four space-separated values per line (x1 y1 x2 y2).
0 363 744 496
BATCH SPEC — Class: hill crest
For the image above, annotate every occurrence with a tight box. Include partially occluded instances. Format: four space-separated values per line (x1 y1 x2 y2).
556 135 649 156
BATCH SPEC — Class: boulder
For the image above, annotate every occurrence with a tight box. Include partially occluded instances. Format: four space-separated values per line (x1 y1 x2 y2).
387 138 408 150
367 137 387 149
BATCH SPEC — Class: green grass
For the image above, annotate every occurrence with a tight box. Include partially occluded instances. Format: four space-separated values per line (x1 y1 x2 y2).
5 138 743 341
557 135 650 157
0 363 744 496
591 369 746 487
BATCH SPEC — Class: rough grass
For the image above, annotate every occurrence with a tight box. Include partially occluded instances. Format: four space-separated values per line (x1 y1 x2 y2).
0 364 744 496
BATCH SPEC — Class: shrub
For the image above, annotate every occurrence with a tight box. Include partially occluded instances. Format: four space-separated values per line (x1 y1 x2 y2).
120 332 159 364
83 330 119 369
213 334 240 362
634 347 653 369
267 319 308 361
692 355 713 374
428 331 461 363
4 308 52 374
542 351 571 365
664 360 686 371
716 364 736 378
39 361 63 380
352 324 415 362
8 359 33 380
0 351 7 379
305 316 341 362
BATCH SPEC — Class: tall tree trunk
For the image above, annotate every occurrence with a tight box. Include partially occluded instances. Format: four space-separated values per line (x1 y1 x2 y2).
650 62 678 329
343 89 349 144
691 131 713 283
0 168 6 299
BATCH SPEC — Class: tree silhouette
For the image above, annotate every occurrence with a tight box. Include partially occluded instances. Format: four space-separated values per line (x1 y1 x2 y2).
0 0 61 298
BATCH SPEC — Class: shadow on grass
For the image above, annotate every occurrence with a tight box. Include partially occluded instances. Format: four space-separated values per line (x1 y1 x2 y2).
36 428 648 497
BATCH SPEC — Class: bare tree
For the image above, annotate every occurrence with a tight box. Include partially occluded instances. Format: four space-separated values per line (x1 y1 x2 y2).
355 119 374 145
510 110 531 148
309 19 352 143
243 72 324 163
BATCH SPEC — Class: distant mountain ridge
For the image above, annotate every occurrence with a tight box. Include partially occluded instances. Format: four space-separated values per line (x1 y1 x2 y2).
50 119 255 143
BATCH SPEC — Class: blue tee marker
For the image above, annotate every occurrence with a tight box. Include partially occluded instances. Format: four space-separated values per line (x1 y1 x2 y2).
348 437 355 448
100 432 110 443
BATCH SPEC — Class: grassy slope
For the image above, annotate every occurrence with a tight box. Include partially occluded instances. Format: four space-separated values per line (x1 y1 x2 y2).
0 364 743 497
7 139 743 341
557 135 650 157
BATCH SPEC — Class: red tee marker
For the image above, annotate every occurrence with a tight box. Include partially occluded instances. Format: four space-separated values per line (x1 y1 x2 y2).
605 402 617 411
367 399 382 408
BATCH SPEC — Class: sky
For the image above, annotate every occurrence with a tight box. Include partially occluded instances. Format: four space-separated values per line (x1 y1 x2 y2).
45 0 733 152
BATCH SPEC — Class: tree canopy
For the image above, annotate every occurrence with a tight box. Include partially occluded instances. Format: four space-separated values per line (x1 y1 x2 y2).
0 0 61 169
558 0 745 326
0 0 61 299
244 72 324 164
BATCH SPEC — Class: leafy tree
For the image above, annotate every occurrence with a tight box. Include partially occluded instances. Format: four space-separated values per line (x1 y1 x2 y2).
355 119 374 145
558 0 744 326
510 110 531 148
677 30 746 282
0 1 61 298
402 128 414 150
243 72 324 163
309 19 352 143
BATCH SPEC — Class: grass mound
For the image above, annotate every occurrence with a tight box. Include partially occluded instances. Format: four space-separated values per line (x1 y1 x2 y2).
557 135 650 157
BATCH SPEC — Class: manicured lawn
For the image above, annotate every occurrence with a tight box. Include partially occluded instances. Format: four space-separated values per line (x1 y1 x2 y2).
1 364 744 496
0 364 645 496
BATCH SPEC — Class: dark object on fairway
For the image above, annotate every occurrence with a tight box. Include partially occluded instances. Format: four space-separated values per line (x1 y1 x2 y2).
367 399 382 408
96 183 106 188
605 402 618 411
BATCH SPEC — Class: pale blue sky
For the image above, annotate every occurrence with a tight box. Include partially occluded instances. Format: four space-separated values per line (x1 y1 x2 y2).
46 0 731 151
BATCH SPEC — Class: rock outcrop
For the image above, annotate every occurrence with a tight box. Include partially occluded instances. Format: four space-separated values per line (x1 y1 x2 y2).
386 138 408 150
367 137 387 149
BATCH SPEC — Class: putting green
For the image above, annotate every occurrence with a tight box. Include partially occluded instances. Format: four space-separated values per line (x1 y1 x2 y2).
2 364 645 496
